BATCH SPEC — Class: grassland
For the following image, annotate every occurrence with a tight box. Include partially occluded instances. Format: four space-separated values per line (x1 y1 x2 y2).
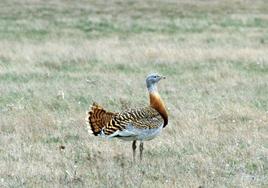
0 0 268 187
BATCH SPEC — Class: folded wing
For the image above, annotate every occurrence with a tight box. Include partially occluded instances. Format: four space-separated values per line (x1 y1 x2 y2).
102 107 164 136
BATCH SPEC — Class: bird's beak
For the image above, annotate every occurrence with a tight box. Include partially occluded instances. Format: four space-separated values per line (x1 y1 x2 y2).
160 75 166 79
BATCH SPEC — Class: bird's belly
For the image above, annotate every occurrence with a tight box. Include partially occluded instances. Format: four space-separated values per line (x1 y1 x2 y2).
116 124 163 141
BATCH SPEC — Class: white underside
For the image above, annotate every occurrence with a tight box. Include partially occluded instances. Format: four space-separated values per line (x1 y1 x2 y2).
100 124 164 141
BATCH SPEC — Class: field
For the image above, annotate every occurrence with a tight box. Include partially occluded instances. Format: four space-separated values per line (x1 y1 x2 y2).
0 0 268 187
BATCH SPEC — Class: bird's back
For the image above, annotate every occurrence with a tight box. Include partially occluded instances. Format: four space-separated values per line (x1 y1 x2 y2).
102 106 164 140
87 104 164 140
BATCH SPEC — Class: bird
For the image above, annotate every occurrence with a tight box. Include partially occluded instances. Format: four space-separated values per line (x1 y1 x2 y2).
86 73 168 161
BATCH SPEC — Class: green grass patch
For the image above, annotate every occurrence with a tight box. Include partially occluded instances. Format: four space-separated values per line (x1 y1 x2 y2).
232 61 268 75
0 72 49 83
64 134 80 143
43 136 61 144
47 99 70 113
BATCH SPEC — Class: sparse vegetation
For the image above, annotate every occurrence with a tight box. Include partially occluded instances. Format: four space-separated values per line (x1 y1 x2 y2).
0 0 267 187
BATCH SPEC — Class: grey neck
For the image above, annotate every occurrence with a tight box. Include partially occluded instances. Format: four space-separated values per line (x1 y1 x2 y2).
147 84 157 93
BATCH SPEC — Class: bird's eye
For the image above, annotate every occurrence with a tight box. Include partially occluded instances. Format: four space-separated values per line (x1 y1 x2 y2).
154 75 157 78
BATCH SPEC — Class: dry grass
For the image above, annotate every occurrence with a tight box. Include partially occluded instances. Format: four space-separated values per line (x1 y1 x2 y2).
0 0 268 187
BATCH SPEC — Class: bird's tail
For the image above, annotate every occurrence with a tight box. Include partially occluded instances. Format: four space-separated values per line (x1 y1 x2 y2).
87 102 115 136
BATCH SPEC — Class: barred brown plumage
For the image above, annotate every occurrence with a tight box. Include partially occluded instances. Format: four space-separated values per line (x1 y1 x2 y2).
87 102 116 136
86 73 168 161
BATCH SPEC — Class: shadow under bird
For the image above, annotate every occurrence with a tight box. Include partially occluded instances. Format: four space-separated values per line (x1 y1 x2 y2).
86 73 168 161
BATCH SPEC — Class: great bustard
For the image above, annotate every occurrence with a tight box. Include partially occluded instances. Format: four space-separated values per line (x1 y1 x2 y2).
86 73 168 161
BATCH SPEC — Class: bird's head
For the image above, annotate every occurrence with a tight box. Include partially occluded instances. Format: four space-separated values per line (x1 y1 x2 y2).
146 73 166 92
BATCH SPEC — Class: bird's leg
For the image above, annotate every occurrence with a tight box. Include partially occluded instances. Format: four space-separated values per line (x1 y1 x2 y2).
139 141 144 161
132 140 137 162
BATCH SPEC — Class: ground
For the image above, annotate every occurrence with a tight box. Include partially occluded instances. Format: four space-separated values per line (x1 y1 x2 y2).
0 0 267 187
